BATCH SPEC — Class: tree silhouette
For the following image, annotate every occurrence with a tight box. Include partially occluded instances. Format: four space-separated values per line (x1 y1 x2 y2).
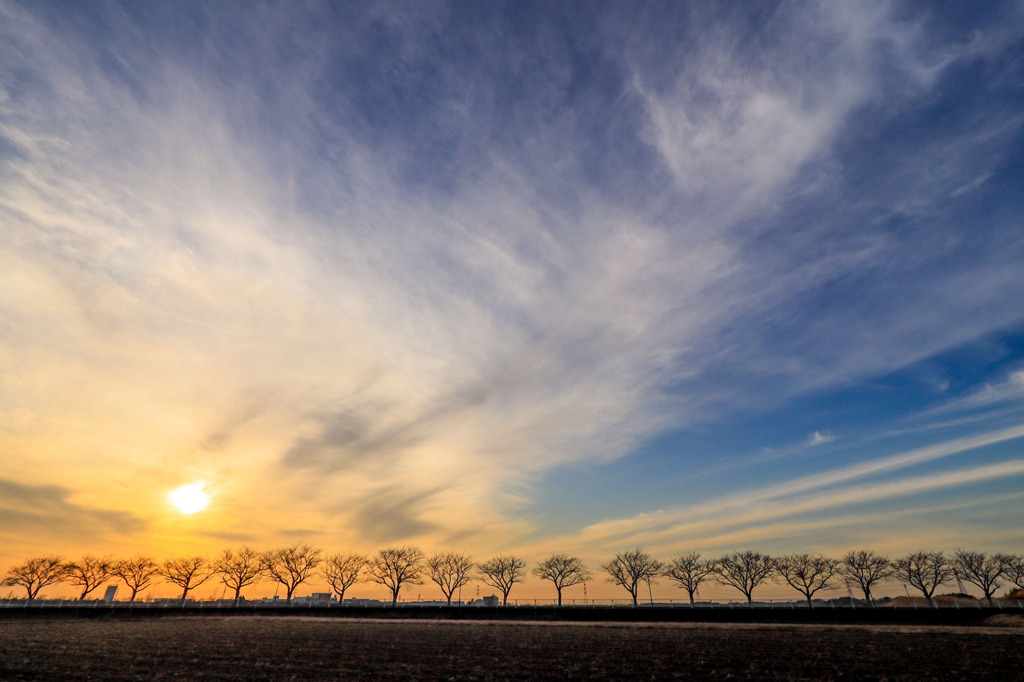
426 552 475 605
602 548 662 606
663 552 718 605
65 555 114 602
1 556 68 600
322 553 368 603
953 550 1005 606
774 554 838 608
715 551 774 606
1002 554 1024 591
477 554 528 606
838 550 891 604
111 556 159 603
213 546 264 601
160 556 213 603
262 545 323 601
533 554 590 606
892 551 953 603
368 546 424 606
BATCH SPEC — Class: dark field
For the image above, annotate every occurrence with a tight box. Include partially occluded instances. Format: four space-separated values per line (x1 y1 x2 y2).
1 617 1022 680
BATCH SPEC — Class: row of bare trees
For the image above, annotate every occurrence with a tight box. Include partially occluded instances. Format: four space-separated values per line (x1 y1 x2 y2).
0 548 321 604
601 549 1024 607
4 547 1023 607
0 546 519 606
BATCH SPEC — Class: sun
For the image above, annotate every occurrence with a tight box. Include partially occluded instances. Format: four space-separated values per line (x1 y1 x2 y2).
167 482 211 515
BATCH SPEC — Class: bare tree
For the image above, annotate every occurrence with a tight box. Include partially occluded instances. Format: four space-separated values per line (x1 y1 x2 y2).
1 556 68 600
111 556 159 603
65 556 114 602
477 554 528 606
213 546 264 601
533 554 591 606
322 553 368 603
1001 554 1024 591
953 550 1005 606
774 554 838 608
838 550 891 604
602 548 663 606
891 551 953 603
663 552 718 605
426 551 475 605
367 546 425 606
262 545 323 601
160 556 213 603
715 551 774 606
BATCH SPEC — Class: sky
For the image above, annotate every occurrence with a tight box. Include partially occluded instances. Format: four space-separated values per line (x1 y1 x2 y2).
2 0 1024 602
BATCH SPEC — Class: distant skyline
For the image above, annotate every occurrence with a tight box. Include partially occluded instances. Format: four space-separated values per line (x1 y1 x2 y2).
2 1 1023 601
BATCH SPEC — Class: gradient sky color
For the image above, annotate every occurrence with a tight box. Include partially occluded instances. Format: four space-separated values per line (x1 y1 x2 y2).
2 1 1023 601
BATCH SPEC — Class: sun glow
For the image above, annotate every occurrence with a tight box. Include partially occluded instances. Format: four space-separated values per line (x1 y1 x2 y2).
168 482 211 515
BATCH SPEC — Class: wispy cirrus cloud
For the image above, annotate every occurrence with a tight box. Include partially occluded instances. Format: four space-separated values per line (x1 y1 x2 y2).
0 1 1022 561
559 424 1024 555
0 479 146 545
928 371 1024 415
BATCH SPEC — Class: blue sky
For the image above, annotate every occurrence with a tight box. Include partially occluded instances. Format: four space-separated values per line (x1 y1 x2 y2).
1 0 1023 589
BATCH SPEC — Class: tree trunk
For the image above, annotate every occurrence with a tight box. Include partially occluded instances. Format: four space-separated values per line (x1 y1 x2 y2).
556 588 562 606
631 593 638 606
502 591 509 606
688 590 695 606
806 595 813 609
746 594 753 607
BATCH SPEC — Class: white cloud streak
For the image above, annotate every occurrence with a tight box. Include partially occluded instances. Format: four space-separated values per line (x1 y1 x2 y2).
563 424 1024 553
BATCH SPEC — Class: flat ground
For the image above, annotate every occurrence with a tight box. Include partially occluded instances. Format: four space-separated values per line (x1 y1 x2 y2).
1 617 1021 680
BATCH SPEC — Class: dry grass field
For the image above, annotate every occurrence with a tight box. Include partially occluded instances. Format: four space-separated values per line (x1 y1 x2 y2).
1 617 1021 680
